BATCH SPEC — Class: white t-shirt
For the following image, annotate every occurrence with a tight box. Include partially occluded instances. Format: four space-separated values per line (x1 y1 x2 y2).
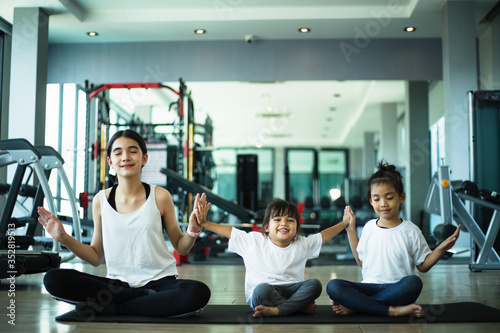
357 219 431 284
228 228 322 303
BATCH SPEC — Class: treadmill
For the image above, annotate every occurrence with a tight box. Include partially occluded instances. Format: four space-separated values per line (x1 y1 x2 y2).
0 139 81 279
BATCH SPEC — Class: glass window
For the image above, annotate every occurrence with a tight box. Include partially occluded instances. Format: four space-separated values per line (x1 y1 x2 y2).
286 149 316 204
45 83 85 218
319 149 348 205
212 147 274 209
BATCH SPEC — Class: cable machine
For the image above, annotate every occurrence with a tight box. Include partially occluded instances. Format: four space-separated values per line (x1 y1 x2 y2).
82 79 209 225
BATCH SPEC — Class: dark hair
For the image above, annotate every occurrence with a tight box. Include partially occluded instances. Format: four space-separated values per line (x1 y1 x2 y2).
106 129 147 157
366 160 404 201
261 199 301 235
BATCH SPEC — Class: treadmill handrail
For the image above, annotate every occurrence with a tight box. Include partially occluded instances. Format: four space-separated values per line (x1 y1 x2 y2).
0 138 42 165
37 145 82 262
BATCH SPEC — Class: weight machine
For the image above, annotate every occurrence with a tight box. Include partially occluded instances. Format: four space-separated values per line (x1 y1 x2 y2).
83 79 215 230
424 165 500 271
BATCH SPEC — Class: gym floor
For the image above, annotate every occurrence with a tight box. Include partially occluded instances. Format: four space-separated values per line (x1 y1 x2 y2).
1 254 500 333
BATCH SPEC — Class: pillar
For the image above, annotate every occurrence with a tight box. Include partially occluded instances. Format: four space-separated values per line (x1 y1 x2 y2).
8 7 49 144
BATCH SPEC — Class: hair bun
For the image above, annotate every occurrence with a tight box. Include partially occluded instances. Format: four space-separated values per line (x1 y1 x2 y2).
377 160 395 172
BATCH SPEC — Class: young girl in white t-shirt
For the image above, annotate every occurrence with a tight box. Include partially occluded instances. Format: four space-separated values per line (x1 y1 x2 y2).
326 161 461 317
196 198 353 318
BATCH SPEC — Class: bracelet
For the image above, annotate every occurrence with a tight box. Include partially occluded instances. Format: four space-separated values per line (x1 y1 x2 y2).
187 229 200 238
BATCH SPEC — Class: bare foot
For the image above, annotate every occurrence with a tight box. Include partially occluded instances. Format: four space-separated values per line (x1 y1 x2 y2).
388 304 424 317
332 301 355 315
302 302 317 314
253 305 280 317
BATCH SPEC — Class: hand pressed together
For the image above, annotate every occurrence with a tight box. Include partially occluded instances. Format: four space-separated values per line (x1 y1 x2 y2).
187 193 208 234
343 206 356 231
194 195 211 226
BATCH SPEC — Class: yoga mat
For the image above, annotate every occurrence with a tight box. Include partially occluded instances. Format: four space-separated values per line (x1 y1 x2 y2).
55 302 500 324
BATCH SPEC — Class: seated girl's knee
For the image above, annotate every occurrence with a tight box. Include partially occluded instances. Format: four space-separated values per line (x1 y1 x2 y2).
253 283 273 294
43 268 64 288
43 268 74 296
306 278 322 289
403 275 423 289
195 282 211 306
304 278 323 298
186 280 211 301
197 281 211 300
326 279 343 298
401 275 423 300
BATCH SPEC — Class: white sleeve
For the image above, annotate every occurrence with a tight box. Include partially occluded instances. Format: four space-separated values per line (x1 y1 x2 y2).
304 233 323 259
227 228 254 257
413 229 432 266
356 223 371 262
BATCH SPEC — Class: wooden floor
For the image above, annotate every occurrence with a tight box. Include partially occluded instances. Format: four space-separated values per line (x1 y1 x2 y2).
1 256 500 333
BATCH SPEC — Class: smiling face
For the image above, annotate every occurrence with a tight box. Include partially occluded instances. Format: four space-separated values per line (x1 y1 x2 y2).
369 182 405 226
107 136 148 178
264 214 298 248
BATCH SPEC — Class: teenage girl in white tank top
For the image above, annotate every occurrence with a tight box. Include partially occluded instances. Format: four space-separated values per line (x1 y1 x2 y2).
38 129 210 318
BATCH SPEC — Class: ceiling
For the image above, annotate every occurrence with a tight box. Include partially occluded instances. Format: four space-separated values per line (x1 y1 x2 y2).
1 0 498 148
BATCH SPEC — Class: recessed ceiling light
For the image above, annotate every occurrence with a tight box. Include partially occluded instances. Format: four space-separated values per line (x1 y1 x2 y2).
194 29 206 34
404 26 416 32
87 31 98 37
265 133 292 138
298 28 310 33
256 112 290 118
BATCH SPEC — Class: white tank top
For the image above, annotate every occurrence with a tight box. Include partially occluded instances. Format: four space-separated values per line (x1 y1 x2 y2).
100 184 178 287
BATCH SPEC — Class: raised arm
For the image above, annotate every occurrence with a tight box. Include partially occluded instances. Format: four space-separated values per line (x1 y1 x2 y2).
343 206 362 266
195 197 233 239
320 206 353 245
417 224 461 273
37 194 104 267
159 189 203 255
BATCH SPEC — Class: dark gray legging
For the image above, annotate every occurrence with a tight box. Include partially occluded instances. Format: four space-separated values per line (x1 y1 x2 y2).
250 278 322 316
43 268 211 317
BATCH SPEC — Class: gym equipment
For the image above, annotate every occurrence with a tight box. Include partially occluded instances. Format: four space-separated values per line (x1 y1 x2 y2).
84 79 215 226
160 167 258 259
236 154 258 211
468 90 500 254
86 81 184 195
0 139 82 278
35 145 82 261
161 167 320 235
161 167 257 223
424 165 500 271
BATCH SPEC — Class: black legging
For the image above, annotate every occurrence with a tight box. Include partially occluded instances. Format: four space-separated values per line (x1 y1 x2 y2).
44 268 211 317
